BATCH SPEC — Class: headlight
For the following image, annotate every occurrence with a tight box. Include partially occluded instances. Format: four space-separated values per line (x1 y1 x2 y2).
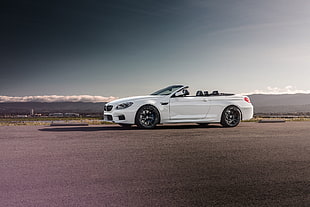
115 102 133 110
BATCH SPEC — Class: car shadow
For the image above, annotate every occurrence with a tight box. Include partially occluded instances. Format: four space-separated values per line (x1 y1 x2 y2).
39 124 223 132
39 126 128 132
155 124 222 130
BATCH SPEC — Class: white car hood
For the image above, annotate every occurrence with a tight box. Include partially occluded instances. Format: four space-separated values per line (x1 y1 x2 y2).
107 95 163 105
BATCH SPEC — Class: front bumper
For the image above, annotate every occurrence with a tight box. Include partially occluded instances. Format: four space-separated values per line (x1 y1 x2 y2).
103 110 136 124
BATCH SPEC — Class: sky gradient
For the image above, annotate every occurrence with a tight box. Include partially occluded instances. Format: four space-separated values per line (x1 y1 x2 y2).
1 0 310 98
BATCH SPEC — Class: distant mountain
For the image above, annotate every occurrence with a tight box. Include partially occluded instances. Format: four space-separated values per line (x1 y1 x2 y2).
1 94 310 115
249 94 310 113
0 102 106 115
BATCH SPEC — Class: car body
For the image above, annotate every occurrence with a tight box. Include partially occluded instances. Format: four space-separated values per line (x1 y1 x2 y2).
104 85 253 128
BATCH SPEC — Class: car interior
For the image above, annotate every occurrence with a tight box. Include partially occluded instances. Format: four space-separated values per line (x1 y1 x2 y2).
195 90 221 96
174 88 234 97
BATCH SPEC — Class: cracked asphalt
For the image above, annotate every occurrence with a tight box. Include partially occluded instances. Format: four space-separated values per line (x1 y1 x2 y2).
0 122 309 207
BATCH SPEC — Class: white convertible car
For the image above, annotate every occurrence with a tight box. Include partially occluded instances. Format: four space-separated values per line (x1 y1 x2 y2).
104 85 253 129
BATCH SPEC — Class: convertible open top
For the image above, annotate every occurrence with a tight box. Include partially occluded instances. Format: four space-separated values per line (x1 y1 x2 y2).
104 85 253 129
194 90 234 97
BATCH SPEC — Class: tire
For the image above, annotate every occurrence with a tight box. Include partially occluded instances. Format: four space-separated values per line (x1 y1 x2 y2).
220 106 241 127
119 124 132 129
135 105 160 129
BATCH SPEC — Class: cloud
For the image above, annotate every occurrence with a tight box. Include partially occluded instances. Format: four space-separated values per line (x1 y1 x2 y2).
247 85 310 95
0 95 118 103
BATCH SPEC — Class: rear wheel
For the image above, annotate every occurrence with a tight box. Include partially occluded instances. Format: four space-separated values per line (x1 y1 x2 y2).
135 105 160 129
220 106 241 127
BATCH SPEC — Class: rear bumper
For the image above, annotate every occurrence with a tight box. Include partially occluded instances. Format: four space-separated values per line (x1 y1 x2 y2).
241 106 254 120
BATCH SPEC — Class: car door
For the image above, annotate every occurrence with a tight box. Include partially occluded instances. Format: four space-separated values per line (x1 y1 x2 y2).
169 96 211 120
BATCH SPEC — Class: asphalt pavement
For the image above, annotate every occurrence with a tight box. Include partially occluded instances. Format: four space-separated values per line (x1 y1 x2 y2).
0 122 309 207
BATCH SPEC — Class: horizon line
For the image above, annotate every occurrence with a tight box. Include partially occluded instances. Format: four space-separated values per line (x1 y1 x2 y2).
1 92 310 103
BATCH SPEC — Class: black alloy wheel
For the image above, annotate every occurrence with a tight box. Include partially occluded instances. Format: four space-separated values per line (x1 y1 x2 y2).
135 105 160 129
220 106 241 127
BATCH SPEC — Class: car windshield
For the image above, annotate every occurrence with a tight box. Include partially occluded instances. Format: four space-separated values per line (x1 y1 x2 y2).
151 85 184 96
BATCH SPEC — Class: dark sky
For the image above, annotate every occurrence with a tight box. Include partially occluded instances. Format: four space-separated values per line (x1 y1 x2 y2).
1 0 310 97
1 0 191 96
2 0 183 55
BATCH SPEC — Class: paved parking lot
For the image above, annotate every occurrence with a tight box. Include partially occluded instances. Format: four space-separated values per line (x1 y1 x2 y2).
0 122 309 206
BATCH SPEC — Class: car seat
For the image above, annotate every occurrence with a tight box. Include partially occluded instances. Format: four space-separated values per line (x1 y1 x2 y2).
211 91 219 96
183 89 190 96
196 90 203 96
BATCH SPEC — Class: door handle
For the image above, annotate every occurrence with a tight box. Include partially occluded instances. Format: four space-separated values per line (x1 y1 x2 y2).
161 102 168 105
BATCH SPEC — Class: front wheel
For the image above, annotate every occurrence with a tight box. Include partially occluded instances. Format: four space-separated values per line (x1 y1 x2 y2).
220 106 241 127
135 105 160 129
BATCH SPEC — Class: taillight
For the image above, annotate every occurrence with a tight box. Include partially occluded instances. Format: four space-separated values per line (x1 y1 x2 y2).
244 97 251 103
